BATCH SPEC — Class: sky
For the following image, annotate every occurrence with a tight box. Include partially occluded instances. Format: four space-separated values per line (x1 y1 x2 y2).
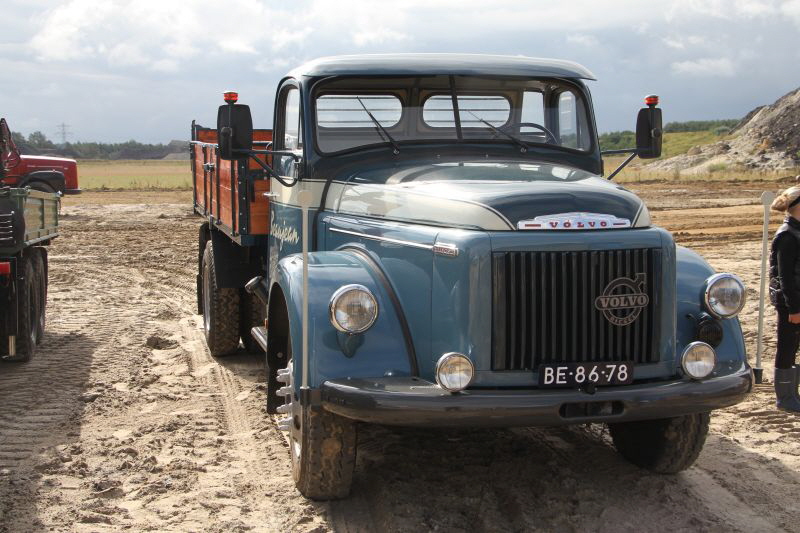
1 0 799 143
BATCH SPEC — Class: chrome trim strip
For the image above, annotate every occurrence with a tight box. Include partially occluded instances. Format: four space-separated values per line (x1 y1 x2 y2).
329 227 434 250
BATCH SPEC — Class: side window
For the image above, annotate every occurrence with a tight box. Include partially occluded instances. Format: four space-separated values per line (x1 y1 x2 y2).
557 91 590 150
520 91 545 137
283 87 302 151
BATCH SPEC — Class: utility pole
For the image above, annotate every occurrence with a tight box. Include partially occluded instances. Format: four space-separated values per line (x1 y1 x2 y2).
55 123 71 144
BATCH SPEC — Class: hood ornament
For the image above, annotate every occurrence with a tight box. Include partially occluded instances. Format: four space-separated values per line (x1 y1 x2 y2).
517 212 631 230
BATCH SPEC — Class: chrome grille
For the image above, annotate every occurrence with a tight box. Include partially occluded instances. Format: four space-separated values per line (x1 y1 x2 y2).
491 249 660 370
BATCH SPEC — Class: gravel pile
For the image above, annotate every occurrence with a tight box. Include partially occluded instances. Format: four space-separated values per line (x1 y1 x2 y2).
648 88 800 175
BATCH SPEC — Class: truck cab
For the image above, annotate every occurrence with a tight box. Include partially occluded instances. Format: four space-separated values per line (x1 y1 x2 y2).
0 119 80 194
192 54 751 500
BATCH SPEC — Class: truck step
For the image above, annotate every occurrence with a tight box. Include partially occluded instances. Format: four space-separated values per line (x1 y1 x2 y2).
250 326 268 352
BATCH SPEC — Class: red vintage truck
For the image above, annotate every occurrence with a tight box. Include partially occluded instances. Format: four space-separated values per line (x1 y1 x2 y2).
0 119 80 194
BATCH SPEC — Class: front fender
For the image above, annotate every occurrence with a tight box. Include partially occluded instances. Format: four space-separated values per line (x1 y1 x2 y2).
275 250 416 389
676 246 747 374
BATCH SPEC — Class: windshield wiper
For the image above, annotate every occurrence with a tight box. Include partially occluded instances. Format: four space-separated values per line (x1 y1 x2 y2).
356 97 400 154
466 111 529 153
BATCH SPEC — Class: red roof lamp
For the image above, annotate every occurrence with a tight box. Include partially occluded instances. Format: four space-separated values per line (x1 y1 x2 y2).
645 94 659 107
223 91 239 104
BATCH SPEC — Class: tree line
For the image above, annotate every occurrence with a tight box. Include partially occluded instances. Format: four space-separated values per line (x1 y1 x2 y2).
11 131 188 160
599 119 740 152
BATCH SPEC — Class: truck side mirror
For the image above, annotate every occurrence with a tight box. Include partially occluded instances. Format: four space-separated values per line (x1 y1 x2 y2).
217 102 253 160
635 95 662 159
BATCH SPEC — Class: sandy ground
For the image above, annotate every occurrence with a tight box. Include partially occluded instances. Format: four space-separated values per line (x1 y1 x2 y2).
0 184 798 532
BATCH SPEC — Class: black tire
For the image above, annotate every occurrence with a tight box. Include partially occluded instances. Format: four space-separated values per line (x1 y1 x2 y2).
28 182 56 194
283 336 357 500
5 254 39 362
32 249 46 344
240 291 266 354
608 412 710 473
201 241 240 356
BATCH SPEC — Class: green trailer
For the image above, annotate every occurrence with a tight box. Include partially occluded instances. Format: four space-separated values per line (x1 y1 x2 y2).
0 187 59 361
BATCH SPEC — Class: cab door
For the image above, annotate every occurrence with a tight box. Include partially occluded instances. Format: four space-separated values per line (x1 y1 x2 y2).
273 82 304 182
267 80 307 275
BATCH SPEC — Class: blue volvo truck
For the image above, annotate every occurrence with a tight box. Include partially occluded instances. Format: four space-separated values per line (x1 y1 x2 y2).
190 54 752 500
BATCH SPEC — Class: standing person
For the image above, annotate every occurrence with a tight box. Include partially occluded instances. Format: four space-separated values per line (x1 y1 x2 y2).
769 186 800 412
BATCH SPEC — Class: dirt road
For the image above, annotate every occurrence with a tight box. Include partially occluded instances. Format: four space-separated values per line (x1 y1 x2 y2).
0 184 798 532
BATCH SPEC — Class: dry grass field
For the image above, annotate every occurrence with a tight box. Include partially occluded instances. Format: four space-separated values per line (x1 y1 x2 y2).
78 160 191 190
75 148 792 193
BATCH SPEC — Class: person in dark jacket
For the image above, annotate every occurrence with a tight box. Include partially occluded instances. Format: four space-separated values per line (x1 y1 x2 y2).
769 186 800 412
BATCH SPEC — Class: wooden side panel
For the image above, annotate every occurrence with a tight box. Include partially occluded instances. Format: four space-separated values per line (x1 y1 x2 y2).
217 158 235 229
191 125 273 236
193 142 207 213
248 129 273 235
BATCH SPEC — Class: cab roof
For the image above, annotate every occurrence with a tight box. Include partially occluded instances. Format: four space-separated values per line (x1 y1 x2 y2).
288 53 596 81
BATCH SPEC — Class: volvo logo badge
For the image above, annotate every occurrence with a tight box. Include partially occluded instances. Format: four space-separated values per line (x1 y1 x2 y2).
595 273 649 326
517 212 631 230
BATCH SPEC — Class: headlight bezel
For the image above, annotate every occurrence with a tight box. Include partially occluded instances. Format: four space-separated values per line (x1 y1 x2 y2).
703 273 746 319
681 341 717 380
329 284 379 334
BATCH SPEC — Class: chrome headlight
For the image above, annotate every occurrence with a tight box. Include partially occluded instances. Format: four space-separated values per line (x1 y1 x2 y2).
329 284 378 334
435 353 474 392
681 341 716 379
704 273 745 318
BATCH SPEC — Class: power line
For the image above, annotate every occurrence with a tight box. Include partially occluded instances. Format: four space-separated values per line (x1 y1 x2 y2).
55 123 71 144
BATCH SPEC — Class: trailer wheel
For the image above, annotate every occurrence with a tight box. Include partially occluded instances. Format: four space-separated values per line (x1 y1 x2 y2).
608 412 710 473
32 249 47 344
201 241 240 356
5 255 39 362
240 291 266 354
280 337 357 500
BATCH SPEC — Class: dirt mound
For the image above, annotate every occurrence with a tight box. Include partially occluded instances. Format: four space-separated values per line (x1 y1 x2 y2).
648 88 800 175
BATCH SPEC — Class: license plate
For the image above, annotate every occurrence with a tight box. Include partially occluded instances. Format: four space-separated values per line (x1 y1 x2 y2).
538 362 633 388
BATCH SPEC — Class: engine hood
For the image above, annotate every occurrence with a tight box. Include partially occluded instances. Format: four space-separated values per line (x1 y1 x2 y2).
332 161 649 230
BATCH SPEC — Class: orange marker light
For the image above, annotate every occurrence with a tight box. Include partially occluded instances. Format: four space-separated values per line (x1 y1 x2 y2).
223 91 239 104
645 94 659 106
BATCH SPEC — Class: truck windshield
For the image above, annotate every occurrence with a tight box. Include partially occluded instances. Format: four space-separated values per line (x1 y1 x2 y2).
313 76 593 155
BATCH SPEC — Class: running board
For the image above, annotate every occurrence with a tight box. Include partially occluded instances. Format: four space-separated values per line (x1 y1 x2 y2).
250 326 268 352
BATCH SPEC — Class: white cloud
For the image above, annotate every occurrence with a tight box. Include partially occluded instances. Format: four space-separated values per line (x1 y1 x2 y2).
671 57 737 76
567 34 600 47
782 0 800 25
352 28 409 46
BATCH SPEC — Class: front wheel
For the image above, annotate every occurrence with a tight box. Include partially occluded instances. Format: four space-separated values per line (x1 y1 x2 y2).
280 339 357 500
608 412 710 473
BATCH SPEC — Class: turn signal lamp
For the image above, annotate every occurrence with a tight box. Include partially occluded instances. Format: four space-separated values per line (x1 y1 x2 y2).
223 91 239 104
645 94 659 107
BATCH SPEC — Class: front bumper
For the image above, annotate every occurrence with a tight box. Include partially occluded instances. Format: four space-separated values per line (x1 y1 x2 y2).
320 367 753 427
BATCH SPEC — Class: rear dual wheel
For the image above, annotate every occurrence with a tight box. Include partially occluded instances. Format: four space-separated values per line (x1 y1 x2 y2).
5 252 43 362
201 241 240 356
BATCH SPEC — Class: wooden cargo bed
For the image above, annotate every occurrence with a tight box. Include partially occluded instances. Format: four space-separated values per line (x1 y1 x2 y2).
190 123 272 245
